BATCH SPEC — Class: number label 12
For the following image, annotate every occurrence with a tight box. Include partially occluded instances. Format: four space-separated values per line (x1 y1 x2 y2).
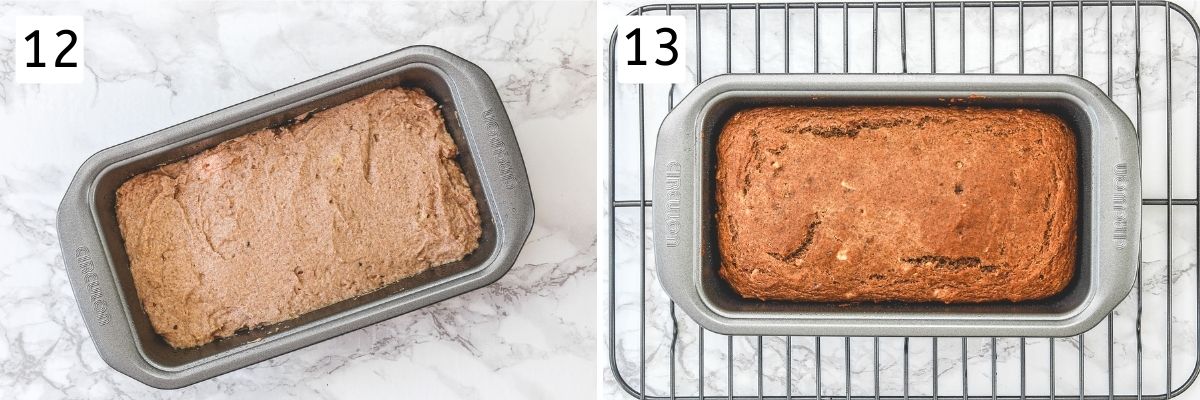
616 16 687 84
15 16 85 84
25 29 79 68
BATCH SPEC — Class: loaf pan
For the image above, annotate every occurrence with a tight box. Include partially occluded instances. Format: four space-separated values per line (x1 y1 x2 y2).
653 74 1139 338
56 45 534 388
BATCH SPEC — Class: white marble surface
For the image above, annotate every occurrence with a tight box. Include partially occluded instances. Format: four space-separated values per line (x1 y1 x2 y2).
599 0 1200 399
0 1 596 399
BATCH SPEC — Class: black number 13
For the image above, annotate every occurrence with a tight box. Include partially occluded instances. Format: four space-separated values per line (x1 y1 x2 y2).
626 27 678 66
24 29 78 68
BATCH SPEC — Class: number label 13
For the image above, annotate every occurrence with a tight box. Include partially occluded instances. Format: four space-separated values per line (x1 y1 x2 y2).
616 15 687 84
15 16 85 84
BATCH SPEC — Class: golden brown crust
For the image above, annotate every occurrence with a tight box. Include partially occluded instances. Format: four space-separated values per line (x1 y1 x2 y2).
116 88 481 348
714 106 1077 303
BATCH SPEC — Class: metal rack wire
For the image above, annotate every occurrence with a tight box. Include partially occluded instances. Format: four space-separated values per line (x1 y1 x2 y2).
607 1 1200 399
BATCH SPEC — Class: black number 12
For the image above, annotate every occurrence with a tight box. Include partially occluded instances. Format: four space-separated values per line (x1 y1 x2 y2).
625 27 678 66
24 29 78 68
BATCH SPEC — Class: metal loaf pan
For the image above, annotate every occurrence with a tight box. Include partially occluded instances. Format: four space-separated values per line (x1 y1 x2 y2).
653 74 1140 338
56 45 534 388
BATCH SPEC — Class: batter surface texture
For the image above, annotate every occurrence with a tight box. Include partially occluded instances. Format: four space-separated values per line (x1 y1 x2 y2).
715 106 1077 303
116 88 481 348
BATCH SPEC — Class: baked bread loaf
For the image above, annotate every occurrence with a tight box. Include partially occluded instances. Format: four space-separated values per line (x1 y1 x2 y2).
715 106 1077 303
116 88 481 348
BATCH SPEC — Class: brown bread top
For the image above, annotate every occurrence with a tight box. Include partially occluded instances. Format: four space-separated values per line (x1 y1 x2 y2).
116 88 481 348
715 106 1077 303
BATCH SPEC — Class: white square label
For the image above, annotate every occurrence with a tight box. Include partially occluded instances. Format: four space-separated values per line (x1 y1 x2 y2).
15 16 85 84
616 15 687 84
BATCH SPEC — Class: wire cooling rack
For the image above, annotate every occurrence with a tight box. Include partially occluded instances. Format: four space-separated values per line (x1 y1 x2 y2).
607 1 1200 399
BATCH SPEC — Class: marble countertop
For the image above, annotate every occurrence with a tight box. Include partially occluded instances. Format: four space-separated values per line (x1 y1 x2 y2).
0 1 596 399
599 0 1200 399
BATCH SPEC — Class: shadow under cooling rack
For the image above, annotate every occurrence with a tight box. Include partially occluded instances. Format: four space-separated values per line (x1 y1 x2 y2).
606 1 1200 399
